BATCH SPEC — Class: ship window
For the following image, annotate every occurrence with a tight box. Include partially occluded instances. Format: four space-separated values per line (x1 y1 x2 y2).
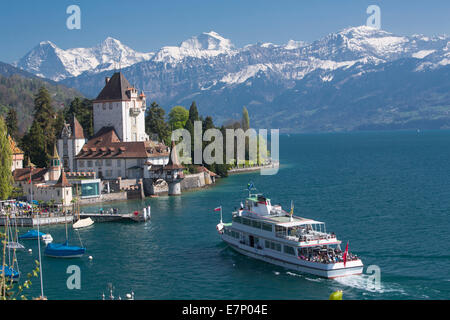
242 218 251 226
262 223 272 232
265 240 270 248
275 243 281 251
252 220 261 229
284 245 295 255
232 216 242 224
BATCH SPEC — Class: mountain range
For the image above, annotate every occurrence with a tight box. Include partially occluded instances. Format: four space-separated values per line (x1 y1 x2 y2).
11 26 450 132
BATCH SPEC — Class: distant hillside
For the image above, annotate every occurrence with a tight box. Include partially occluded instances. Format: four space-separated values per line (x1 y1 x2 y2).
0 61 84 135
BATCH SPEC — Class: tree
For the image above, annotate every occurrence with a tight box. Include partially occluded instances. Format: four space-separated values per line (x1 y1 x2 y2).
32 87 56 155
21 121 46 168
242 106 250 131
188 101 199 124
5 109 18 141
64 97 93 137
168 106 189 131
0 117 12 200
54 110 65 139
145 101 170 144
202 116 215 132
21 87 56 167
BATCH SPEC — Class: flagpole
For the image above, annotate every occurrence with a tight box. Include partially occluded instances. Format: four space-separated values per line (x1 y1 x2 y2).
220 206 223 224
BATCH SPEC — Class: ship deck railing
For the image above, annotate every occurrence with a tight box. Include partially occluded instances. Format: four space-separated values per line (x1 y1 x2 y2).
275 231 337 243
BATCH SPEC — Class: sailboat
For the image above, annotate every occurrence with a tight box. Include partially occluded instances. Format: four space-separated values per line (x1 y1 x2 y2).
1 214 21 281
45 211 86 258
19 229 46 240
72 186 94 229
0 266 20 280
45 171 86 258
7 210 25 251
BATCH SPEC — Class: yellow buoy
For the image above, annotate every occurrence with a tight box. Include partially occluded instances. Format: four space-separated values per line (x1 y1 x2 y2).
329 290 343 300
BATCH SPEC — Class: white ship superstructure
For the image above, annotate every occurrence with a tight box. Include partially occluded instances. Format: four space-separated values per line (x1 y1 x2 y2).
217 191 363 278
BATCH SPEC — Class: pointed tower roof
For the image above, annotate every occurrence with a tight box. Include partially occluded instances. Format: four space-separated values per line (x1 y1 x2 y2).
71 116 85 139
164 140 184 170
53 168 71 188
95 72 132 101
50 144 60 160
28 156 35 168
8 135 24 155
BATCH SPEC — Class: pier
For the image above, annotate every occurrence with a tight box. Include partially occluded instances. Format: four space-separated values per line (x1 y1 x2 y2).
79 212 146 223
0 215 73 227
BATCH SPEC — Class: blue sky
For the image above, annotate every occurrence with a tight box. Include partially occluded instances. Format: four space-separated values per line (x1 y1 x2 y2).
0 0 449 63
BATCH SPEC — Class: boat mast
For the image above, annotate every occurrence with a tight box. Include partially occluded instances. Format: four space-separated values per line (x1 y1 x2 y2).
62 179 68 242
31 165 44 298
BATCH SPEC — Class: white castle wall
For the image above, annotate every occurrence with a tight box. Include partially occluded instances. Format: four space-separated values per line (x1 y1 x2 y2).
93 99 148 142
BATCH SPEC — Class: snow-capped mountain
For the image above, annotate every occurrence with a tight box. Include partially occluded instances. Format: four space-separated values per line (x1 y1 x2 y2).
16 26 450 132
15 37 154 81
153 31 237 63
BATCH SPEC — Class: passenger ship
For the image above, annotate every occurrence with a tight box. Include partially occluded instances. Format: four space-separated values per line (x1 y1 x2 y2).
216 192 363 279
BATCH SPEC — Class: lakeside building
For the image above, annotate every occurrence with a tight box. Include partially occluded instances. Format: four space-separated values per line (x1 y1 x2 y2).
9 135 24 172
58 115 87 172
75 126 169 180
71 72 171 182
93 72 148 142
12 146 101 206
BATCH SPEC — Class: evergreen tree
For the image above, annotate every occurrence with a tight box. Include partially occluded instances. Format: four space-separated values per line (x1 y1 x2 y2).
184 102 200 162
64 97 93 137
33 86 56 155
242 106 250 131
145 101 170 144
22 121 46 167
5 108 19 140
21 87 55 167
0 117 13 199
188 101 199 123
54 110 65 138
203 116 215 132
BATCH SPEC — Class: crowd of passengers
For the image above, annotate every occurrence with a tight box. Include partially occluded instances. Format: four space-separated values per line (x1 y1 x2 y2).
298 248 359 264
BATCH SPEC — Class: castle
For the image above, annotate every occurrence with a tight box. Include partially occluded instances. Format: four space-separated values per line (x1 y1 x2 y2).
58 72 184 195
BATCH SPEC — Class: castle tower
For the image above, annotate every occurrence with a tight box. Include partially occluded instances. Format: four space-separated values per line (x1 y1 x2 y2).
58 115 86 172
53 168 72 206
49 144 61 181
92 72 148 142
164 140 185 196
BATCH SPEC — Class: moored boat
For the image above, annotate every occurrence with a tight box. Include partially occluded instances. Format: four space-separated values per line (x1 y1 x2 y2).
44 241 86 258
216 187 363 279
73 217 94 229
19 229 45 240
0 265 20 280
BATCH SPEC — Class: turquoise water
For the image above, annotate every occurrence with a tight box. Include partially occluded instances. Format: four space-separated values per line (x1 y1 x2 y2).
13 131 450 299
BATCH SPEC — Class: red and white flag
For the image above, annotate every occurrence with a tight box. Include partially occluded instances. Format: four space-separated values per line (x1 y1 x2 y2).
214 207 221 212
343 242 349 267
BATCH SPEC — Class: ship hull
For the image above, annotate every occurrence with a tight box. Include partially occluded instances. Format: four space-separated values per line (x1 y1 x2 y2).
223 237 363 279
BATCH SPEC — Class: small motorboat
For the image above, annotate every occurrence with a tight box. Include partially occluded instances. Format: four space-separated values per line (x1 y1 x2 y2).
0 265 20 280
44 241 86 258
73 217 94 229
19 230 45 240
42 234 53 245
